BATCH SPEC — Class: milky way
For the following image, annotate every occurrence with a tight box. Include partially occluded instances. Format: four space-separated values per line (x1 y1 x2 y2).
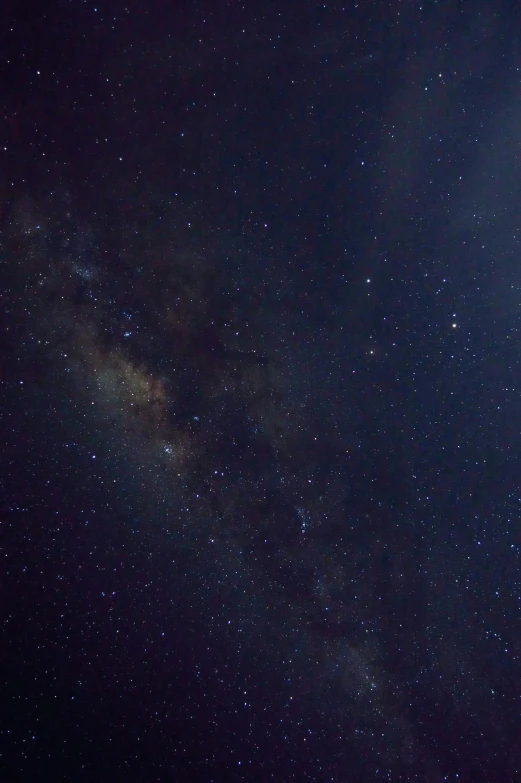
3 188 429 773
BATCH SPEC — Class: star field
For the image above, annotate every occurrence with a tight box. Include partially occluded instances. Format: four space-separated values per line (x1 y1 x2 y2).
1 2 520 782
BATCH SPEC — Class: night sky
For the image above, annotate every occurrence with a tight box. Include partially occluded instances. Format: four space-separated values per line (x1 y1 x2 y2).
1 1 520 781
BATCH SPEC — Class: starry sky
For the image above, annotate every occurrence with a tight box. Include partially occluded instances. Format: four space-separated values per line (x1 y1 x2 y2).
1 2 520 781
